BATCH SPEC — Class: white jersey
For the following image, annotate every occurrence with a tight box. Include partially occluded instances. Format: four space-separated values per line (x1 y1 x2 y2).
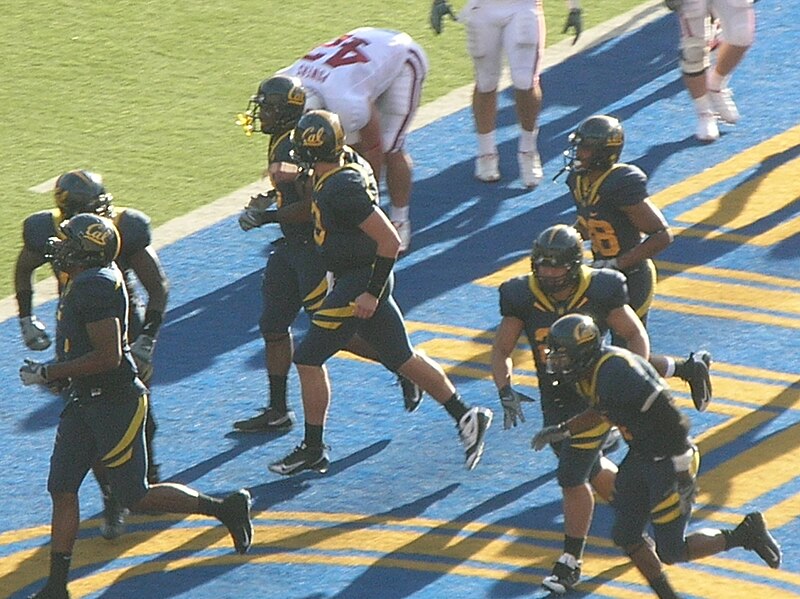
280 28 428 137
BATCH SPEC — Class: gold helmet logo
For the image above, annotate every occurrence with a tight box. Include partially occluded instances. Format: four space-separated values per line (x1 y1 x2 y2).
573 321 597 345
287 87 305 106
83 222 113 247
302 126 326 148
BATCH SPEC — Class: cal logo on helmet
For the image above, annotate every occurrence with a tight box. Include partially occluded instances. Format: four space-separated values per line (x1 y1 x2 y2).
83 222 114 248
302 126 327 148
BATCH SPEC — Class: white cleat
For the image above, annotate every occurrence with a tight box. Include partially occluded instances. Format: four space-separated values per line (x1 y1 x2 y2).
708 87 740 124
518 150 543 188
695 110 720 142
474 154 500 182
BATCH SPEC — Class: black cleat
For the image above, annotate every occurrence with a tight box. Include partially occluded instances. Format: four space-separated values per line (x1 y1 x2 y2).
268 442 330 476
457 407 493 470
542 552 582 594
233 407 295 432
398 375 423 413
219 489 254 555
736 511 782 569
28 585 70 599
684 351 712 412
100 493 128 540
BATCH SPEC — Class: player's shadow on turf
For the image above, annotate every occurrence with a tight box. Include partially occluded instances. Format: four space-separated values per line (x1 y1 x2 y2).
92 446 444 599
329 474 554 598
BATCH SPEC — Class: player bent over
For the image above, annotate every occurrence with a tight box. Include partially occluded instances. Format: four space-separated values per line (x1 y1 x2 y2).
532 314 781 599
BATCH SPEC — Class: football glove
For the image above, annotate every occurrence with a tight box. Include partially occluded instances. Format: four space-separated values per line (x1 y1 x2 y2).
531 422 571 451
672 445 699 515
130 334 156 384
20 359 51 386
498 384 536 430
430 0 456 35
563 8 583 44
20 315 52 351
239 191 279 231
592 258 619 270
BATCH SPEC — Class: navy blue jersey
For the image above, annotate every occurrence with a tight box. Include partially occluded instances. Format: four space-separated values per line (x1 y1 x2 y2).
499 265 629 379
311 148 381 273
23 207 152 305
567 164 649 267
269 130 315 243
55 263 139 397
583 347 691 459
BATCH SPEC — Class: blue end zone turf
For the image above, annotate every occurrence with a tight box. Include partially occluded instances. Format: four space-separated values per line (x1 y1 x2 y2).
2 5 798 597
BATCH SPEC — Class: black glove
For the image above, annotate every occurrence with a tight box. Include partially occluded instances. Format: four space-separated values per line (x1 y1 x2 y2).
498 385 536 430
430 0 456 35
563 8 583 45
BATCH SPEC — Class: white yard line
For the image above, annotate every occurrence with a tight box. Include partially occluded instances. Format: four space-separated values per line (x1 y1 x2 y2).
0 0 667 321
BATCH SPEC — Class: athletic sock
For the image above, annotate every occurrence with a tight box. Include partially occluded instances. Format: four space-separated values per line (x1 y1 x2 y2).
443 393 469 422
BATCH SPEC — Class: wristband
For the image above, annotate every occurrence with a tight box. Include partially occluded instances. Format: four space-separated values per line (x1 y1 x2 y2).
366 255 396 298
17 289 33 318
142 309 164 337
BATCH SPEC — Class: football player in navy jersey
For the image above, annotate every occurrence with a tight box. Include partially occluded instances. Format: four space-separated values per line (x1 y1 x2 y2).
232 76 423 435
492 223 647 593
267 110 493 476
562 115 713 412
14 169 168 538
533 314 781 599
19 214 252 599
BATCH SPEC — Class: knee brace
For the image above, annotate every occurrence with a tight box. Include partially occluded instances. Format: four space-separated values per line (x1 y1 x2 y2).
680 35 710 76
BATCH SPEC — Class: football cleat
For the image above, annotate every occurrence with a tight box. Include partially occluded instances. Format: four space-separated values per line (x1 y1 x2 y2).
735 512 782 569
695 110 720 142
218 489 254 554
474 154 500 182
518 150 543 188
27 585 70 599
708 87 740 124
392 220 411 253
684 351 712 412
457 407 493 470
601 426 622 455
233 407 295 432
398 375 423 413
269 442 330 476
100 493 128 540
542 552 582 594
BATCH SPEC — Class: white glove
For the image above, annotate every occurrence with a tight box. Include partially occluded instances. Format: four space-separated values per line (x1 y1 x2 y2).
130 334 156 383
20 316 52 351
592 258 619 270
531 423 571 451
672 445 699 515
20 359 51 386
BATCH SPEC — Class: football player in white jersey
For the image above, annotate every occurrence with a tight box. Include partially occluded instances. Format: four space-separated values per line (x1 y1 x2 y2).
666 0 756 142
280 28 428 253
432 0 582 189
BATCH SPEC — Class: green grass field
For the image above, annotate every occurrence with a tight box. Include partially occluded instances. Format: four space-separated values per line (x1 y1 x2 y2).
1 0 647 299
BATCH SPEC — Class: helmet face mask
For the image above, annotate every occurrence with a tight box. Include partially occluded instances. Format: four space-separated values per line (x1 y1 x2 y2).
563 115 624 173
546 314 602 384
54 170 113 219
45 213 120 272
246 75 306 136
531 225 584 294
290 109 345 165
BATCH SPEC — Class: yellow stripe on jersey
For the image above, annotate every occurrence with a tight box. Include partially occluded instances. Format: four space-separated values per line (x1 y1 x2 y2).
101 395 147 468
